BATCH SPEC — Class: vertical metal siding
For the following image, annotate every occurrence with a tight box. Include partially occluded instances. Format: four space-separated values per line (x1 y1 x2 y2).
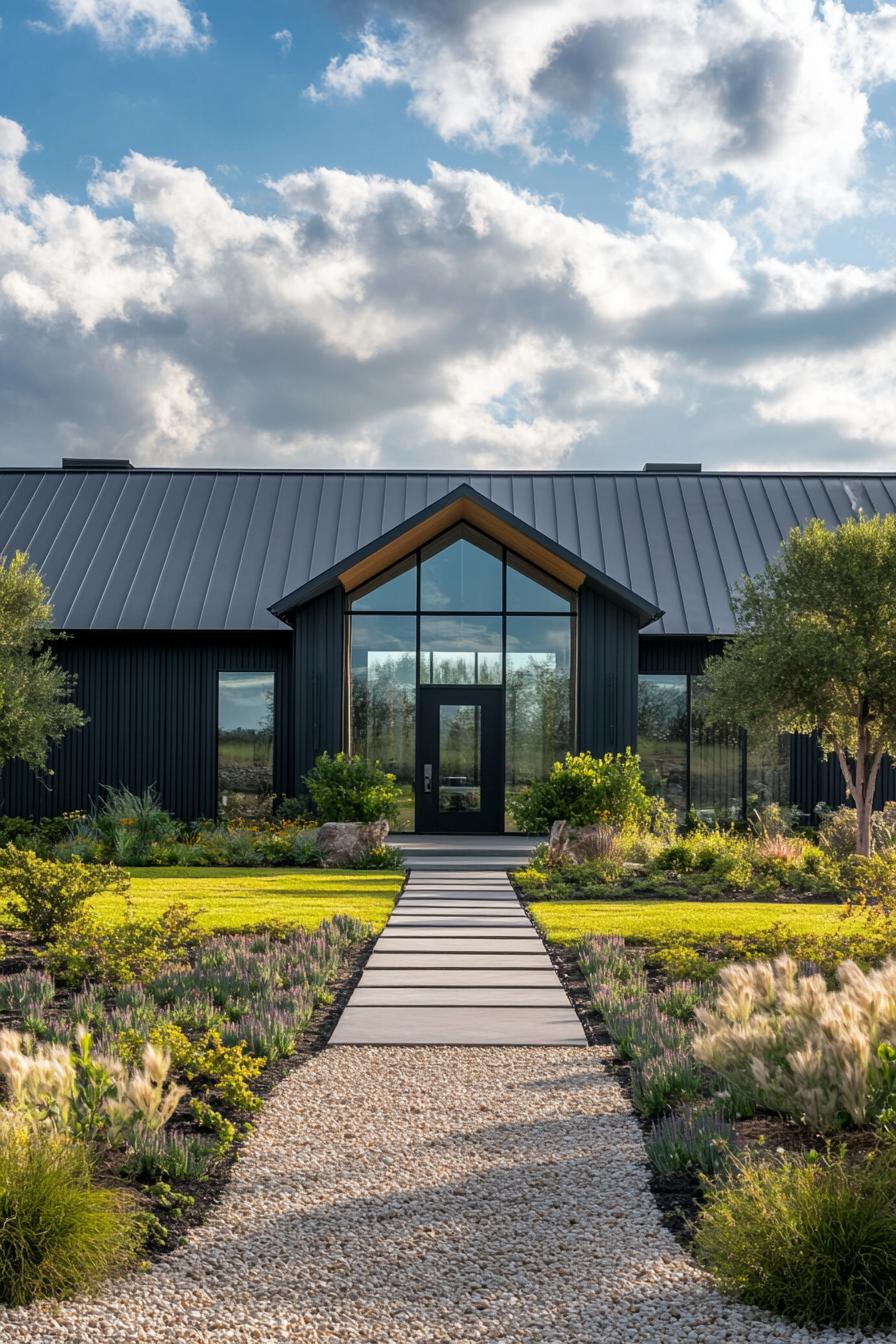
293 586 345 782
0 633 292 821
578 583 639 756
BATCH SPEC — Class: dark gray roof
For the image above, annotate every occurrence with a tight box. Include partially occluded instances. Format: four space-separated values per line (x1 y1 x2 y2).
0 467 892 636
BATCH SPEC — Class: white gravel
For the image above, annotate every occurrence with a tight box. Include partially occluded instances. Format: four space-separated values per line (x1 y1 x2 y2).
4 1045 894 1344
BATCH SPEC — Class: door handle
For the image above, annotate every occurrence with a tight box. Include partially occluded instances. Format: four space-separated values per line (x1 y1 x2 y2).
423 763 433 794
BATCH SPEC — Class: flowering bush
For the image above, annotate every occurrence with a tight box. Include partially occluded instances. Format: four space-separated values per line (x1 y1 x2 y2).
46 902 200 987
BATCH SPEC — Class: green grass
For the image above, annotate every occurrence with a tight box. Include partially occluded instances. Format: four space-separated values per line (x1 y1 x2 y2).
83 868 403 934
530 898 848 947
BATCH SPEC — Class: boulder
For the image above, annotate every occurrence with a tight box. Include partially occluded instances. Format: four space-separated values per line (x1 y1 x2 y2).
548 820 570 864
547 819 620 865
314 820 390 867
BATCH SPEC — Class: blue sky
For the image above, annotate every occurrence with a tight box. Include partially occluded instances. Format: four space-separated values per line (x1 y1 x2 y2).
3 0 896 471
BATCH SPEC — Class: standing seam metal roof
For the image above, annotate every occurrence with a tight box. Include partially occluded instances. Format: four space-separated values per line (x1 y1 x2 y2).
0 468 889 637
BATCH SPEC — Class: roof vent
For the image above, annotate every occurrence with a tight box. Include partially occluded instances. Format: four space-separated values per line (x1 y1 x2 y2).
62 457 134 471
642 462 702 473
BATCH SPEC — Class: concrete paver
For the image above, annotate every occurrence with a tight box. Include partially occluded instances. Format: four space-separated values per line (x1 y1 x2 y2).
330 869 585 1046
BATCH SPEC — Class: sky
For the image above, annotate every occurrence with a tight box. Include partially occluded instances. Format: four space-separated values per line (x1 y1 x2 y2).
3 0 896 472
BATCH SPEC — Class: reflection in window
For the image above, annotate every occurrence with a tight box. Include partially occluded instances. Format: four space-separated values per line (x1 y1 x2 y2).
505 616 573 827
638 674 688 818
420 526 502 611
690 676 743 820
439 704 481 813
506 554 572 612
637 672 792 820
217 672 274 818
747 735 791 813
349 556 417 612
349 615 416 830
419 616 503 685
346 523 577 831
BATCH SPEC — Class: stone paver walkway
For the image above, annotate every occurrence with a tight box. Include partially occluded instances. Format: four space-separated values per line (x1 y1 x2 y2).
329 869 586 1045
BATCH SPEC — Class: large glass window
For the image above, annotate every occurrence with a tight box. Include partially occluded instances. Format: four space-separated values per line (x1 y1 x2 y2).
638 674 688 817
420 526 502 611
637 672 791 821
346 524 577 831
690 676 743 820
217 672 274 818
419 616 503 684
349 615 416 830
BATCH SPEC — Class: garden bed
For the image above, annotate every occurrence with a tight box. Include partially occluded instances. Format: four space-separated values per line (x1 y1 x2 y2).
0 886 393 1296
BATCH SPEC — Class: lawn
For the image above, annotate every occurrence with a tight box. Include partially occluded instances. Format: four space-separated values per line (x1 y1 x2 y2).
530 898 849 947
84 867 403 933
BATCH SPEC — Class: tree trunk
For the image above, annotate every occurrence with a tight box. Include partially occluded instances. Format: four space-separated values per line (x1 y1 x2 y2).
835 718 884 858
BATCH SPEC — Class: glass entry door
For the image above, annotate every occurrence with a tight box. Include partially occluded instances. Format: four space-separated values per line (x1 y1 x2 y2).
417 686 503 833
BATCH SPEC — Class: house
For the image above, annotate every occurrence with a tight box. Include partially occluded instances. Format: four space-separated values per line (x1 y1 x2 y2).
1 459 891 832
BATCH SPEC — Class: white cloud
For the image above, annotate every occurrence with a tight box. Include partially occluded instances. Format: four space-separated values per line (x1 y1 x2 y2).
39 0 210 53
272 28 292 55
748 337 896 449
313 0 896 243
4 119 896 469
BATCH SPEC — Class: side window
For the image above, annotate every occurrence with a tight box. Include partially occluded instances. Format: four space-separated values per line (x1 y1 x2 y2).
217 671 274 818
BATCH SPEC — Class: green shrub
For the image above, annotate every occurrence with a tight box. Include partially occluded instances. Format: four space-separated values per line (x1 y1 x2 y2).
845 851 896 923
695 1148 896 1329
0 1123 139 1306
304 752 401 825
509 749 651 833
47 901 200 987
0 847 129 941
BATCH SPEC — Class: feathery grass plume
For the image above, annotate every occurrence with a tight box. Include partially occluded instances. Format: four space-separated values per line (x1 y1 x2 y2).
0 1028 185 1147
693 954 896 1130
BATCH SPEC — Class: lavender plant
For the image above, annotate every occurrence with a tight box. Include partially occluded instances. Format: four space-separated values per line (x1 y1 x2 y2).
646 1106 735 1175
630 1049 702 1118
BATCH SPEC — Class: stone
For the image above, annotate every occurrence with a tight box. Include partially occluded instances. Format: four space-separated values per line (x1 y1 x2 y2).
313 819 390 867
548 818 620 865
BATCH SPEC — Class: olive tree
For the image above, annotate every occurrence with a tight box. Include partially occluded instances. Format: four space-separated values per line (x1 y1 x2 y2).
701 514 896 857
0 552 85 772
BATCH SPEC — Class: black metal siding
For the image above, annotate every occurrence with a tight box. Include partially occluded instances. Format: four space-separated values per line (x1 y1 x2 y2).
639 636 727 675
293 586 344 782
1 633 292 821
578 583 639 756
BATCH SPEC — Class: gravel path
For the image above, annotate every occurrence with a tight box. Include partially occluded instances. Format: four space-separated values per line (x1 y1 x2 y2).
5 1045 894 1344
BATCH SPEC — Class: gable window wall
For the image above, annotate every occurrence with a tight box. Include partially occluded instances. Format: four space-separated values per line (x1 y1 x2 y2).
637 673 790 821
346 525 576 832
